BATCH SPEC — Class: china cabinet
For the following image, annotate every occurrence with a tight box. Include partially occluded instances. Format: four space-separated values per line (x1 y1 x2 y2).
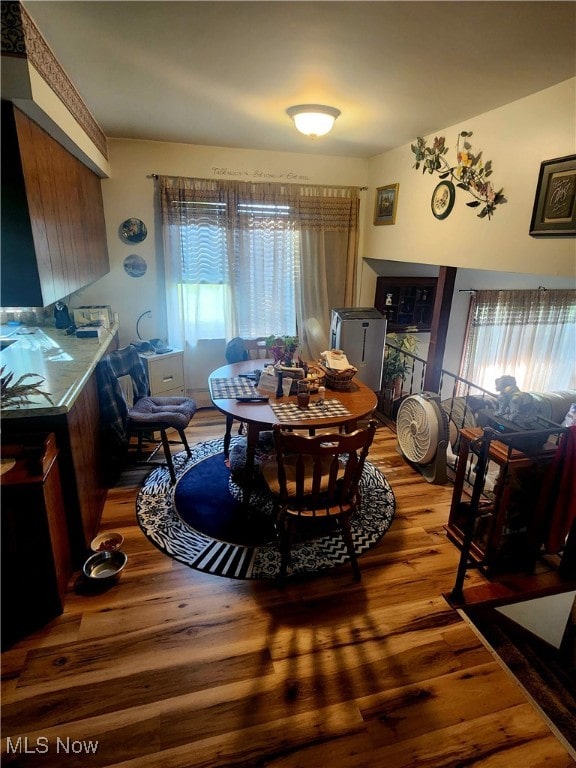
374 276 437 332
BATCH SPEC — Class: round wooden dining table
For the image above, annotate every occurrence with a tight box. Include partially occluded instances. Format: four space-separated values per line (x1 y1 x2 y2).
208 359 378 504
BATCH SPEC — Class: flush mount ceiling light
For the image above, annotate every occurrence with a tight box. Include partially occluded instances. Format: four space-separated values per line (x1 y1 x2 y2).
286 104 341 138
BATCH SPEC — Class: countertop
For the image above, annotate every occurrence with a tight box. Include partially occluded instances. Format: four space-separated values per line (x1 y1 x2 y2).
0 322 119 418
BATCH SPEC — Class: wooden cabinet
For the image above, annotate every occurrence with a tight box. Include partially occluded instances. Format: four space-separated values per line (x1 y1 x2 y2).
1 433 71 649
446 428 557 574
1 101 110 307
375 276 437 332
140 351 185 396
2 370 109 567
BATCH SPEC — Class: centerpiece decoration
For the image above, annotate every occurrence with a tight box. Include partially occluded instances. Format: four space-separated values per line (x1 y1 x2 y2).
411 131 506 220
265 335 299 365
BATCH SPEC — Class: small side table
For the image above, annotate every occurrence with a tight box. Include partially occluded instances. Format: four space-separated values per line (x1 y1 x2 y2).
446 427 556 574
139 350 185 396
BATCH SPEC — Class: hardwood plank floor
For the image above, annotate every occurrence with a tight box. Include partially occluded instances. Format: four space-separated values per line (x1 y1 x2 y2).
2 409 574 767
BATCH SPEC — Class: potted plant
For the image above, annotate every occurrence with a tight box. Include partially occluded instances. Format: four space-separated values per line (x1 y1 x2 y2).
383 333 419 398
1 366 53 408
265 335 299 365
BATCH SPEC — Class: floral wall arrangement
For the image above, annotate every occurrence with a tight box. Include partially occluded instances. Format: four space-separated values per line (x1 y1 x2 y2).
411 131 506 220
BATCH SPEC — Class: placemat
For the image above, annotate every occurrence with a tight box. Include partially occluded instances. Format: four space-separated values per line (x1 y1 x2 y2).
211 377 257 399
271 399 352 422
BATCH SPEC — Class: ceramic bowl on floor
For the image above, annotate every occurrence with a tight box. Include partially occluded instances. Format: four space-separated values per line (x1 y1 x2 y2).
90 531 124 553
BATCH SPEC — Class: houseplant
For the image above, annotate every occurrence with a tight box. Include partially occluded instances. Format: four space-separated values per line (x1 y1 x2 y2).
265 335 299 365
383 333 419 398
1 366 53 408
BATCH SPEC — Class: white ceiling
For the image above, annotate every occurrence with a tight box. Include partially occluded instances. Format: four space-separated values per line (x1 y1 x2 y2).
22 1 576 159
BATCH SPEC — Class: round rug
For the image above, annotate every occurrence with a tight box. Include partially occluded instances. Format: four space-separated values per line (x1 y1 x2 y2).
136 437 396 580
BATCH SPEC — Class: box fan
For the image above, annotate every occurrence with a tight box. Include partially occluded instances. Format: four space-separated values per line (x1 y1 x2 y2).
396 393 450 484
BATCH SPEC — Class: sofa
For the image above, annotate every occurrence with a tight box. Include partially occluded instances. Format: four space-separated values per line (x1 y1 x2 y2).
442 389 576 441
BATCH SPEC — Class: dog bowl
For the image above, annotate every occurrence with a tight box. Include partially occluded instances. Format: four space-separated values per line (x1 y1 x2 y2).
90 531 124 553
82 550 128 583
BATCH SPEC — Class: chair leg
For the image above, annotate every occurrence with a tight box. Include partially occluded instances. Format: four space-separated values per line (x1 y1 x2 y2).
178 429 192 458
160 429 177 484
339 513 361 581
276 510 291 584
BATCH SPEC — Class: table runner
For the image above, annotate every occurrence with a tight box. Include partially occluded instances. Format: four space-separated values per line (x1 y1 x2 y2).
211 377 257 399
270 398 351 422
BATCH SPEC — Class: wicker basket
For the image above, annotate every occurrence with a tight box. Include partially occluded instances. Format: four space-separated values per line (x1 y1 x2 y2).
318 363 358 391
306 364 326 392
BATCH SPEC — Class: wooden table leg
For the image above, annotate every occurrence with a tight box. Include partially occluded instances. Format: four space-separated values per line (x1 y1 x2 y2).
224 414 234 459
242 424 260 506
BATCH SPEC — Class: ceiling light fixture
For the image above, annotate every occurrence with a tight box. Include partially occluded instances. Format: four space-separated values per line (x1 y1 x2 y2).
286 104 341 138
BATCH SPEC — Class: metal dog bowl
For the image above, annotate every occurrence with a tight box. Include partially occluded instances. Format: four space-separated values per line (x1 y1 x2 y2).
82 550 127 583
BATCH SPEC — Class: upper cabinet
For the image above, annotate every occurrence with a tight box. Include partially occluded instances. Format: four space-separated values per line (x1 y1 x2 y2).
1 102 110 307
374 276 438 332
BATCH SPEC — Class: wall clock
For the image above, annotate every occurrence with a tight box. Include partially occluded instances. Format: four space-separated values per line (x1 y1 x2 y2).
431 181 455 220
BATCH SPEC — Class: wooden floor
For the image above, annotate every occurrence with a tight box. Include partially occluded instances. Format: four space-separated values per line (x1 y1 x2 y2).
2 409 575 767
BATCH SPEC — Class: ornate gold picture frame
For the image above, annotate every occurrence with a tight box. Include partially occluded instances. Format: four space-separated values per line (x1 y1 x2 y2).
374 183 399 226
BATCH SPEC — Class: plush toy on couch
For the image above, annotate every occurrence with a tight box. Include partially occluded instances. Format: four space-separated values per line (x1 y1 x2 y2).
494 375 539 427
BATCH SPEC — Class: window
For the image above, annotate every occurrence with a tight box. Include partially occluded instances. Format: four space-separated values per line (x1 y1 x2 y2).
461 289 576 392
159 176 359 374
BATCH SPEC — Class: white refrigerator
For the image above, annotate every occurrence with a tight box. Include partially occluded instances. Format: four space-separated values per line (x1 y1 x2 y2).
329 307 387 391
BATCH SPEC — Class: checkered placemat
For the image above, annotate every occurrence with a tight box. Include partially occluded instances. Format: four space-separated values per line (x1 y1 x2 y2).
270 398 352 422
211 377 257 399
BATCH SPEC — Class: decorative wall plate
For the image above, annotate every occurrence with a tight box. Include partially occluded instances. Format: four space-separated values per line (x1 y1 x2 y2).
431 180 455 220
119 218 147 243
123 254 147 277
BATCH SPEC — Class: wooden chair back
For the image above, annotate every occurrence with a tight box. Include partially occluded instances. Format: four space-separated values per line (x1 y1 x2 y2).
270 419 377 516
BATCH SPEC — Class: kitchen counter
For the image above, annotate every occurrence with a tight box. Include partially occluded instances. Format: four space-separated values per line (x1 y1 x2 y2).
1 320 120 565
0 322 119 417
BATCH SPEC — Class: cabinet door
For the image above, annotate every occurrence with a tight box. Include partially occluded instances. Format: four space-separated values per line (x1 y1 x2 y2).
1 104 110 307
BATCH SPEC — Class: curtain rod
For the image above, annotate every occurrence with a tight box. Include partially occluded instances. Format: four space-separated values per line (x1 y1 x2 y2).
148 173 368 191
459 286 549 293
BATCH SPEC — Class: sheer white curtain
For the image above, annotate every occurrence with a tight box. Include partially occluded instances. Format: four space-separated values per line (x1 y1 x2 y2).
460 289 576 392
296 193 359 360
158 176 359 388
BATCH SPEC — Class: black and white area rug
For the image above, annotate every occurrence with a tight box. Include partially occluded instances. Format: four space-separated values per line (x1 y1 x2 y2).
136 438 396 580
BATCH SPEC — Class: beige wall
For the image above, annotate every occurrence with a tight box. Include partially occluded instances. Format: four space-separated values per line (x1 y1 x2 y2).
359 78 576 306
77 80 576 395
78 141 368 352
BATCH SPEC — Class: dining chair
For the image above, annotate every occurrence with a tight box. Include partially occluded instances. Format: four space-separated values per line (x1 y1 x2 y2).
224 336 267 439
261 419 378 582
98 346 197 484
225 336 267 363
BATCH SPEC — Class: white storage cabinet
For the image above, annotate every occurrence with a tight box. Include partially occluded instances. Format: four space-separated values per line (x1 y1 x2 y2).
140 350 185 396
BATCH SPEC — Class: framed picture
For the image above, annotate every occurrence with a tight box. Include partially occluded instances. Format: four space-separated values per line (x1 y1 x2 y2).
374 183 399 225
529 155 576 237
